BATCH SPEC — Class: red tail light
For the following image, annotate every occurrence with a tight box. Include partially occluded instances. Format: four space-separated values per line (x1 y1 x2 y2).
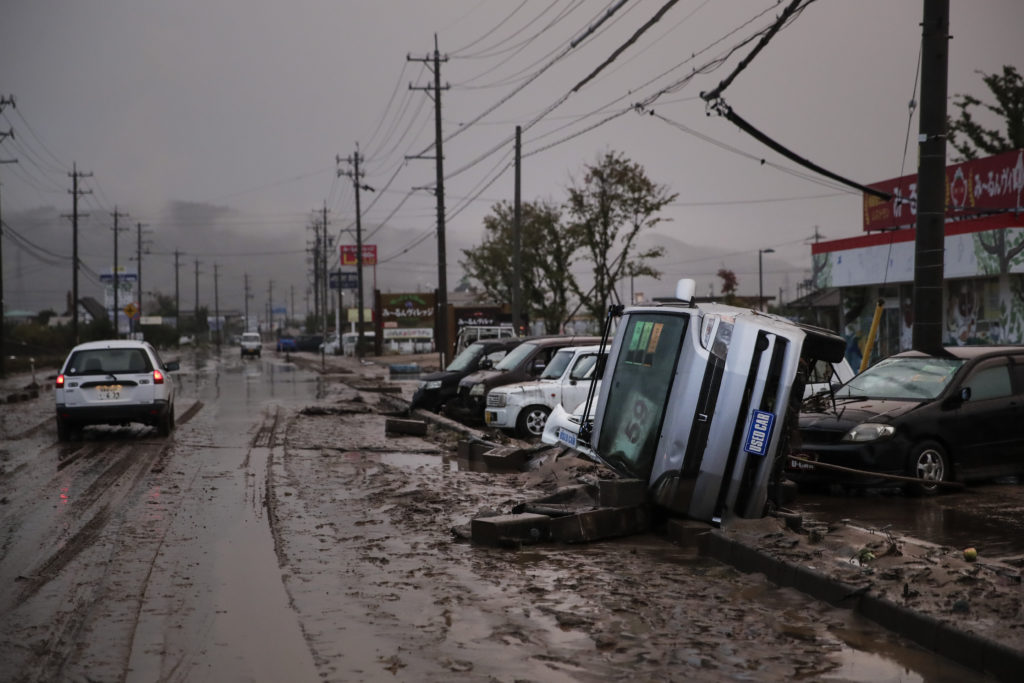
153 369 164 384
56 374 65 388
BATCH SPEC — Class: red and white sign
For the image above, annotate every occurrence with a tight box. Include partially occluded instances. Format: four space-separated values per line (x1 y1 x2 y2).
340 244 377 265
862 149 1024 232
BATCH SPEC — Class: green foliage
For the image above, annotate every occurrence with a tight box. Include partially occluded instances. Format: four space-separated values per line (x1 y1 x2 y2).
461 200 580 333
947 65 1024 161
566 151 677 323
717 268 738 300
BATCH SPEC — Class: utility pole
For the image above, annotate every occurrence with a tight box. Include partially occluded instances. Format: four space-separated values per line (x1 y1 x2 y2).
213 262 221 350
321 202 330 343
310 218 321 325
244 272 250 331
134 222 149 314
512 125 522 334
912 0 950 353
0 99 18 377
338 147 374 357
194 259 201 334
268 280 274 333
408 35 450 365
110 207 129 337
174 250 181 335
66 163 92 343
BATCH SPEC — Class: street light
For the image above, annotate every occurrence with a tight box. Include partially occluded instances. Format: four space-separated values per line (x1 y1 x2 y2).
758 248 775 312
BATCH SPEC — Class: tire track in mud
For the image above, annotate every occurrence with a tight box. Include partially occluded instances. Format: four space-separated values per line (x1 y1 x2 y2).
7 442 167 607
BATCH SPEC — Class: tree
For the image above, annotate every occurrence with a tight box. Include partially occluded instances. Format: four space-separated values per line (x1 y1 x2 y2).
565 151 677 323
947 65 1024 161
461 200 580 333
717 268 739 302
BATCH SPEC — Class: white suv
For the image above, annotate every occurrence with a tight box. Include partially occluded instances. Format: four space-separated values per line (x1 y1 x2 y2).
55 339 179 440
484 344 605 438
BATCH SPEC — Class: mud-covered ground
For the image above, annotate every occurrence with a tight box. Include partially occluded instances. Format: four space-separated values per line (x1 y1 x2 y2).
0 353 1017 681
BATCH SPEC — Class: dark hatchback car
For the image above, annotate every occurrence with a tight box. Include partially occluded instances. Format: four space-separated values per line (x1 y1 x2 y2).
446 335 600 425
410 337 524 413
791 346 1024 494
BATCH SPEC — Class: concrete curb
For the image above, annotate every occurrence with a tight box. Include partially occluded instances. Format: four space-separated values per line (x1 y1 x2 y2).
700 530 1022 682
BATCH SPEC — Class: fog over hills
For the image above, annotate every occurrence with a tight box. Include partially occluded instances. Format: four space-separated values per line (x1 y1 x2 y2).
3 201 808 319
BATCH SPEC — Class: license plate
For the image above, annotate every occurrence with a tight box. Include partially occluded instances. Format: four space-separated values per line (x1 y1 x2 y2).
558 428 578 448
97 384 122 400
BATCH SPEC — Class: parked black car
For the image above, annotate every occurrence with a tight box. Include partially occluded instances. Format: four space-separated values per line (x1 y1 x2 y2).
410 337 524 413
445 335 600 425
791 346 1024 495
295 334 324 352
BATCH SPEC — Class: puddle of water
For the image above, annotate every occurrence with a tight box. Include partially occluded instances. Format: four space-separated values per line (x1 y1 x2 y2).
795 487 1024 559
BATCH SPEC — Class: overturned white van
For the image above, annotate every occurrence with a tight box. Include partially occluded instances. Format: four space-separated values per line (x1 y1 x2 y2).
575 279 845 526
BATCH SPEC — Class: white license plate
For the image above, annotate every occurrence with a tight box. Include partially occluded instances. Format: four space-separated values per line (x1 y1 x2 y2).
97 385 122 400
558 428 578 448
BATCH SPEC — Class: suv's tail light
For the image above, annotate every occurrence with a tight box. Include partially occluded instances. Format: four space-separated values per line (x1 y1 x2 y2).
153 369 164 384
55 374 65 388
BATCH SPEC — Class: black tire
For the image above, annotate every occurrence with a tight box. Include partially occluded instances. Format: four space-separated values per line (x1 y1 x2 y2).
516 405 551 439
57 416 70 442
904 440 948 496
157 405 173 437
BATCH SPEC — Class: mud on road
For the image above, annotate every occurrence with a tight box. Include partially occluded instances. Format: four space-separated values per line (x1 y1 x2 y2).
0 353 1012 681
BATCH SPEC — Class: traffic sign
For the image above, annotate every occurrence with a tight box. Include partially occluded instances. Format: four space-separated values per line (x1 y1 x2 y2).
123 303 139 319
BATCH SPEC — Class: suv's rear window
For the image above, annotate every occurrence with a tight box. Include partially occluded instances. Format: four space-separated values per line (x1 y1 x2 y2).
66 348 152 375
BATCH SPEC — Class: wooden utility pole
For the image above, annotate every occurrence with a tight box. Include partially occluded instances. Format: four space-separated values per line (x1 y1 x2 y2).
66 163 92 343
213 263 220 349
110 208 129 337
912 0 950 353
174 250 181 334
0 107 17 377
408 35 450 365
512 125 522 334
338 148 373 357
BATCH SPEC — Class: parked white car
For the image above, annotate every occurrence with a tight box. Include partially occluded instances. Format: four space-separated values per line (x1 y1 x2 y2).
484 344 605 438
55 339 179 440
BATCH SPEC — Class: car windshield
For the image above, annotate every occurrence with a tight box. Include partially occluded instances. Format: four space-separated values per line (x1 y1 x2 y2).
540 349 574 379
447 342 486 372
66 348 152 375
495 342 538 371
835 356 965 400
242 334 260 342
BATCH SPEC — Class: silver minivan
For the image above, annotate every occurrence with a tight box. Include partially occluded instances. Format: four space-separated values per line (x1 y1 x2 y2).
578 279 845 525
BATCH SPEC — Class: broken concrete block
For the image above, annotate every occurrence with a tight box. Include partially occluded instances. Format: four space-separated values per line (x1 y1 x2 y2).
482 446 530 471
385 417 428 436
471 513 551 546
598 478 647 508
549 506 650 543
664 518 713 548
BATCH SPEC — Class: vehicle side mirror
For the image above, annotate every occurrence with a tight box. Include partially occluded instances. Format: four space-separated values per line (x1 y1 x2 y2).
959 386 972 402
479 358 493 370
164 361 180 372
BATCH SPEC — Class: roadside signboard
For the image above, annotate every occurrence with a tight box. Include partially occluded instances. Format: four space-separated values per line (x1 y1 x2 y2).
330 270 359 290
340 244 377 266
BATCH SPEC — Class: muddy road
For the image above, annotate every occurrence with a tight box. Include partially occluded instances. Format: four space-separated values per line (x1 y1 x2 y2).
0 349 1001 681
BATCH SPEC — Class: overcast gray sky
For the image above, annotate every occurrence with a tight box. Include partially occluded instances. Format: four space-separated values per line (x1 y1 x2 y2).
2 0 1022 316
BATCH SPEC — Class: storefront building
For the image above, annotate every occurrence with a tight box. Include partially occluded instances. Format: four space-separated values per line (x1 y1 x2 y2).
809 150 1024 368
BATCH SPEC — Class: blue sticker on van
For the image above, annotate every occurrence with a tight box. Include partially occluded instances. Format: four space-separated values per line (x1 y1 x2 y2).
744 410 775 456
